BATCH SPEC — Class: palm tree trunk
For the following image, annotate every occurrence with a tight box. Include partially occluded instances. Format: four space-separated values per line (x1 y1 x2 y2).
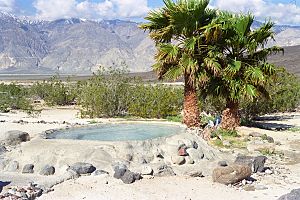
183 75 200 128
221 99 240 130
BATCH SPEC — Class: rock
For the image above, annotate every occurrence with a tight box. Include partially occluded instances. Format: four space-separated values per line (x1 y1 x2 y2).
171 156 185 165
92 169 109 176
140 166 153 175
120 171 136 184
1 130 30 146
266 136 275 143
0 145 6 154
185 156 194 164
234 155 267 173
184 170 203 177
278 188 300 200
178 147 188 156
212 164 252 185
155 165 176 177
68 162 96 175
253 156 267 173
218 161 228 167
22 164 34 174
6 161 19 172
113 166 127 179
40 165 55 176
186 148 204 162
249 132 263 137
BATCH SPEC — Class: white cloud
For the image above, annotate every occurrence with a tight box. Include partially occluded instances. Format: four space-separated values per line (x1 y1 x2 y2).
212 0 300 25
33 0 150 21
0 0 15 12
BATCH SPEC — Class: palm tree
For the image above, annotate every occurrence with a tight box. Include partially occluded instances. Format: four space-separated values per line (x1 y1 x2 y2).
204 13 283 130
140 0 217 127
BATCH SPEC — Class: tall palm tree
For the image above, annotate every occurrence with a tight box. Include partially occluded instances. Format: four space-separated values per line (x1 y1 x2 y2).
140 0 217 127
204 13 283 130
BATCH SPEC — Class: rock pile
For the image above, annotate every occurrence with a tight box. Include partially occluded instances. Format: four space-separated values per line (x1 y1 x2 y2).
0 183 44 200
113 164 142 184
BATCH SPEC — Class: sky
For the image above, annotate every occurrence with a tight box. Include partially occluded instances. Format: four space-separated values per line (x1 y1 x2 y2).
0 0 300 25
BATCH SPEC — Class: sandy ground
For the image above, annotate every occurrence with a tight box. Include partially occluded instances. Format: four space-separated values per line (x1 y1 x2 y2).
1 108 300 200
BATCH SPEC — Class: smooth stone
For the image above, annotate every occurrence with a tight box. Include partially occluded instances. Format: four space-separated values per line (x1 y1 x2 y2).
40 165 55 176
155 165 176 177
68 162 96 175
212 164 252 185
22 164 34 174
1 130 30 146
171 156 185 165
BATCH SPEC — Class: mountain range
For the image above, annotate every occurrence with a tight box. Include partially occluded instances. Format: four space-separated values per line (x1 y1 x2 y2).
0 12 299 75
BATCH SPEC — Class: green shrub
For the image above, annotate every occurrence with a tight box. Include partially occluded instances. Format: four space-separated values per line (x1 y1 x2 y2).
0 83 33 113
30 76 77 106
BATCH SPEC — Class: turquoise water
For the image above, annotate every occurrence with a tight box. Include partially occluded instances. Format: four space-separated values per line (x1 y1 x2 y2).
47 123 184 141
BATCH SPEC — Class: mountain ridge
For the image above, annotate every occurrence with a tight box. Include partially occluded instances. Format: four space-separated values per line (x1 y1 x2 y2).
0 12 299 75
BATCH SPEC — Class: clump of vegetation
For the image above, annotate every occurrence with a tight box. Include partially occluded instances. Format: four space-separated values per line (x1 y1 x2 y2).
211 128 239 138
288 127 300 133
259 147 276 156
30 76 77 106
77 68 183 119
241 69 300 119
166 115 183 123
0 83 33 113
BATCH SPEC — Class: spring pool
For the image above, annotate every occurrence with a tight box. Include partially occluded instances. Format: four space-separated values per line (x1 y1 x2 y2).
46 123 185 141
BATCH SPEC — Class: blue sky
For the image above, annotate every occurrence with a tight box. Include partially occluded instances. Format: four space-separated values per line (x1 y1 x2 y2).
1 0 300 25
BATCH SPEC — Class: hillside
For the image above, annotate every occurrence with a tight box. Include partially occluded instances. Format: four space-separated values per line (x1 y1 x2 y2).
269 45 300 76
0 12 299 75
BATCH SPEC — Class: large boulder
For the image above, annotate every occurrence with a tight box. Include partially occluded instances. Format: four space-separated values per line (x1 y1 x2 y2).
234 155 267 173
40 165 55 176
212 164 252 185
68 162 96 175
278 189 300 200
120 171 142 184
22 164 34 174
0 130 30 146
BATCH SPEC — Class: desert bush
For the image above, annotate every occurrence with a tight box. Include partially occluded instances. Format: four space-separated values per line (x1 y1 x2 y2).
240 69 300 119
0 83 32 112
30 76 77 106
78 68 183 118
